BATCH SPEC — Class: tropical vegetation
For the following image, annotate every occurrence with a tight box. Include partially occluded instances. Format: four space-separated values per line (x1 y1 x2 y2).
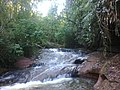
0 0 120 68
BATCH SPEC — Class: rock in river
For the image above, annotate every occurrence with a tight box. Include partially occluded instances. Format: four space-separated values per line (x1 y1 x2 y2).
14 57 33 69
77 52 120 90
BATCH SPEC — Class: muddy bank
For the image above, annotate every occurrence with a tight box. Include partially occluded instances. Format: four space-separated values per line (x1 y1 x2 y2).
77 52 120 90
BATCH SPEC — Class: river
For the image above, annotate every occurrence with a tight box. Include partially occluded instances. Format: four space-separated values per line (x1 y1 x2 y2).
0 48 96 90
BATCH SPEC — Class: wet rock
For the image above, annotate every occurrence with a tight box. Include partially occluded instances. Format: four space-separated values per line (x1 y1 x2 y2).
78 52 106 75
71 67 79 77
29 63 44 67
73 59 86 64
0 69 31 86
14 57 33 69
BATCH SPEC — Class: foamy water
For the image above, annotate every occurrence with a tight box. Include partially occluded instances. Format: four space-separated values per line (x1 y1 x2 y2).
0 78 72 90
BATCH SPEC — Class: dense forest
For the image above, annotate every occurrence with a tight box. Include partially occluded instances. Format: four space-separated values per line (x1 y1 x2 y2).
0 0 120 68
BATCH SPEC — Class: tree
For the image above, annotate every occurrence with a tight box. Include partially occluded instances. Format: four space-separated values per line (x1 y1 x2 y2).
64 0 99 49
96 0 120 51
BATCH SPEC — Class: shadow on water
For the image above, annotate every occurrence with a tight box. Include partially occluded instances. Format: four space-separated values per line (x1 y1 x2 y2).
0 48 96 90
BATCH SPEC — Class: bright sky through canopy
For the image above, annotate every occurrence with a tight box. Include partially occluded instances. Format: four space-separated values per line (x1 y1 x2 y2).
35 0 65 16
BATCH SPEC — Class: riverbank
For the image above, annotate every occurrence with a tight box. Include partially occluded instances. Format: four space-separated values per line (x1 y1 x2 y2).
77 52 120 90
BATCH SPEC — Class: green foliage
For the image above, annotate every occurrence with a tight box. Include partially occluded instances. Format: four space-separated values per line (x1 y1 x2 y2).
0 0 66 67
63 0 99 49
1 0 117 68
0 0 36 67
9 44 23 57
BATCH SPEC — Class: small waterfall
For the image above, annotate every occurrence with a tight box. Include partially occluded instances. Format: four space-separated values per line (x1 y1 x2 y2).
0 48 95 90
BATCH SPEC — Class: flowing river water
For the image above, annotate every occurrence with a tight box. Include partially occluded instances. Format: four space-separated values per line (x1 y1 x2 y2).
0 48 96 90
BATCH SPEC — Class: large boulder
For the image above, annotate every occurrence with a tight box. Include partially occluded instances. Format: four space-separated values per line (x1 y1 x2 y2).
14 57 33 69
77 52 120 90
78 52 107 75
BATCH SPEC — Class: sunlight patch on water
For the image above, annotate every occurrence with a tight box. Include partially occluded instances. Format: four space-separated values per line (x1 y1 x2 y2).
49 49 65 55
77 56 88 60
0 78 72 90
49 48 58 52
57 51 65 55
